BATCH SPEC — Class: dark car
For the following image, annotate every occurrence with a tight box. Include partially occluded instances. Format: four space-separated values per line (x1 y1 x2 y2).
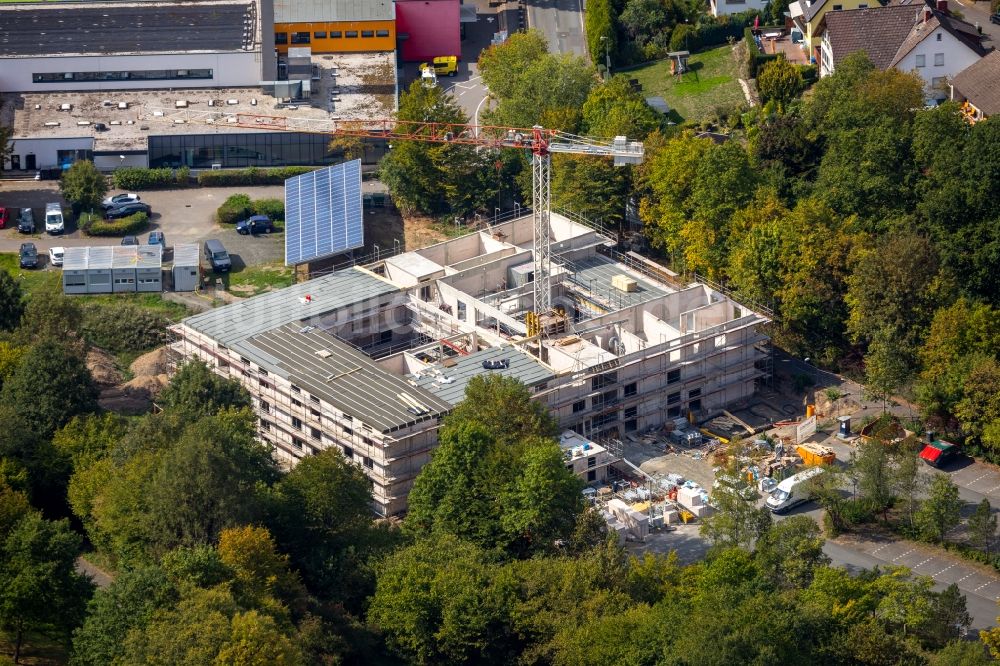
147 230 166 247
236 215 275 235
19 243 38 269
106 202 151 219
203 239 232 272
121 235 139 246
17 209 34 234
991 12 1000 24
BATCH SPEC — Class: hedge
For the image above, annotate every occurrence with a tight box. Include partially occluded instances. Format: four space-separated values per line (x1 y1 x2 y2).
217 194 254 225
798 63 819 85
113 167 190 190
81 211 150 237
196 166 317 187
216 195 286 224
744 27 781 78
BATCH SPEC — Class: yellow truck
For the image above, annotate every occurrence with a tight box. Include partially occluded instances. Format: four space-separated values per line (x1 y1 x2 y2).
420 55 458 77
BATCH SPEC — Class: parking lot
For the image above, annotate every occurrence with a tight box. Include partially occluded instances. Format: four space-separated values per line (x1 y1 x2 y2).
0 179 404 275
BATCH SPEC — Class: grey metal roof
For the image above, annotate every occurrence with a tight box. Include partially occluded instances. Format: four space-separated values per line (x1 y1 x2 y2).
182 267 399 347
173 244 200 268
0 2 252 57
88 246 113 270
136 246 162 269
63 247 89 271
112 246 137 269
244 323 451 433
408 346 554 405
274 0 393 24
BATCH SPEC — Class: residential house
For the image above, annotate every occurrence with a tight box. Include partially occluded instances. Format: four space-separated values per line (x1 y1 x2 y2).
822 1 990 101
951 50 1000 122
710 0 767 18
788 0 874 64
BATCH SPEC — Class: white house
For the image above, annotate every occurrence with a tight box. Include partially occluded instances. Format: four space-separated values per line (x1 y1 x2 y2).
822 0 991 101
710 0 767 18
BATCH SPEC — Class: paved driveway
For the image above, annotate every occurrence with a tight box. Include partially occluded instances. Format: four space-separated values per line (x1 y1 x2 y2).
0 181 285 268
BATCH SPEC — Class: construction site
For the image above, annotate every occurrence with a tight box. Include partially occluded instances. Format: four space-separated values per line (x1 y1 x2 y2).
169 209 774 516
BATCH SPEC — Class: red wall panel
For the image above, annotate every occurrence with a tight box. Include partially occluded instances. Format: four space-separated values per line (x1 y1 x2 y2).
396 0 461 62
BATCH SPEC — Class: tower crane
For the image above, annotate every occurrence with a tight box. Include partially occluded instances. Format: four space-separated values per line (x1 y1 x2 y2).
150 109 644 318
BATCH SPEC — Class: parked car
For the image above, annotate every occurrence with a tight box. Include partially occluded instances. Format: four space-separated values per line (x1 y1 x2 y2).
0 207 8 229
147 230 166 247
121 235 139 246
419 55 458 77
765 466 824 513
19 243 38 269
105 202 151 219
101 193 141 209
48 246 65 267
17 208 34 234
236 215 275 235
991 11 1000 24
45 202 64 235
203 239 232 272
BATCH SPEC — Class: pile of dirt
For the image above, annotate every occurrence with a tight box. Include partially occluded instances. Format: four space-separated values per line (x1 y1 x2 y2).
130 347 166 377
86 347 123 387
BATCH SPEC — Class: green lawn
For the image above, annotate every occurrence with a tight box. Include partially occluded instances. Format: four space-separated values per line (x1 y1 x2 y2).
0 254 60 295
628 44 746 124
226 262 294 296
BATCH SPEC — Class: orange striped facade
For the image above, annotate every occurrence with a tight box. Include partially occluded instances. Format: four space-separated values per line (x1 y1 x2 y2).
274 20 395 53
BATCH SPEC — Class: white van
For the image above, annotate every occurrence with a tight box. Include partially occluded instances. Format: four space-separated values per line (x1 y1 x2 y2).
766 466 824 514
45 202 64 235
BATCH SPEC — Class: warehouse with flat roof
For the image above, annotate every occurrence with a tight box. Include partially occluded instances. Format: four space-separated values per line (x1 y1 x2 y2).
0 0 265 93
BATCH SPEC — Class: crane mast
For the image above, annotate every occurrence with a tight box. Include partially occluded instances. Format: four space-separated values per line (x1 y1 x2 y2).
148 109 644 319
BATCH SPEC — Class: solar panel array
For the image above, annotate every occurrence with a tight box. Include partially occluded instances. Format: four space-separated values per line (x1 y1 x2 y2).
285 159 364 266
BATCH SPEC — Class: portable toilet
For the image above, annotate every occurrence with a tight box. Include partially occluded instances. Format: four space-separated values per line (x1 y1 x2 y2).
135 245 162 292
172 243 200 292
85 246 113 294
62 247 89 294
111 245 137 292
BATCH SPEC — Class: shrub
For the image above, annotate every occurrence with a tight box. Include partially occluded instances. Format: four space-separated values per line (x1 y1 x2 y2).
113 167 189 190
798 64 818 84
81 303 169 354
82 212 150 237
196 166 316 187
216 194 254 224
252 198 285 221
840 498 878 527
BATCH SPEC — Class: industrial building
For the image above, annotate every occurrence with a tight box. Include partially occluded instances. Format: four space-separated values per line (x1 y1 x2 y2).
63 245 162 294
169 212 771 516
0 0 266 93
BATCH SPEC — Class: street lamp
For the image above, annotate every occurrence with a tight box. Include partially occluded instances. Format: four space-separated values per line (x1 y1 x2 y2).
600 36 611 80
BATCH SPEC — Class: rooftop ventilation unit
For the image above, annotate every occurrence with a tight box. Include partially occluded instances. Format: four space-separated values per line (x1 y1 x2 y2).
59 103 72 111
315 349 332 358
43 121 60 127
175 100 188 108
118 102 128 109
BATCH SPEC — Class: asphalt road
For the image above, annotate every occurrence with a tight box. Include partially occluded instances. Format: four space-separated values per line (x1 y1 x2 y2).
525 0 588 57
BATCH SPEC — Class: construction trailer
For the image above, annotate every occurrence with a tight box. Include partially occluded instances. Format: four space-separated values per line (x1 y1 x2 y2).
168 211 772 516
172 244 200 292
135 245 163 292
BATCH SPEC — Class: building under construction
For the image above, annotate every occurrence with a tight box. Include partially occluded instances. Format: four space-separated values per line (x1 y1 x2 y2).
169 212 771 516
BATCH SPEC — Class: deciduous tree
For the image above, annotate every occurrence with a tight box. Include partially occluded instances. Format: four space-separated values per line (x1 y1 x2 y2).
0 514 93 663
60 160 108 214
0 339 97 438
757 58 804 108
0 271 24 333
158 360 251 419
915 474 963 542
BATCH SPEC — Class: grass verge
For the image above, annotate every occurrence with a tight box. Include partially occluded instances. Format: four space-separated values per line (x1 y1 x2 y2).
226 262 294 296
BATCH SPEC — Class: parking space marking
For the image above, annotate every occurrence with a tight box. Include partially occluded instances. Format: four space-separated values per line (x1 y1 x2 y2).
892 548 915 562
872 544 890 555
973 580 997 592
934 564 955 577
